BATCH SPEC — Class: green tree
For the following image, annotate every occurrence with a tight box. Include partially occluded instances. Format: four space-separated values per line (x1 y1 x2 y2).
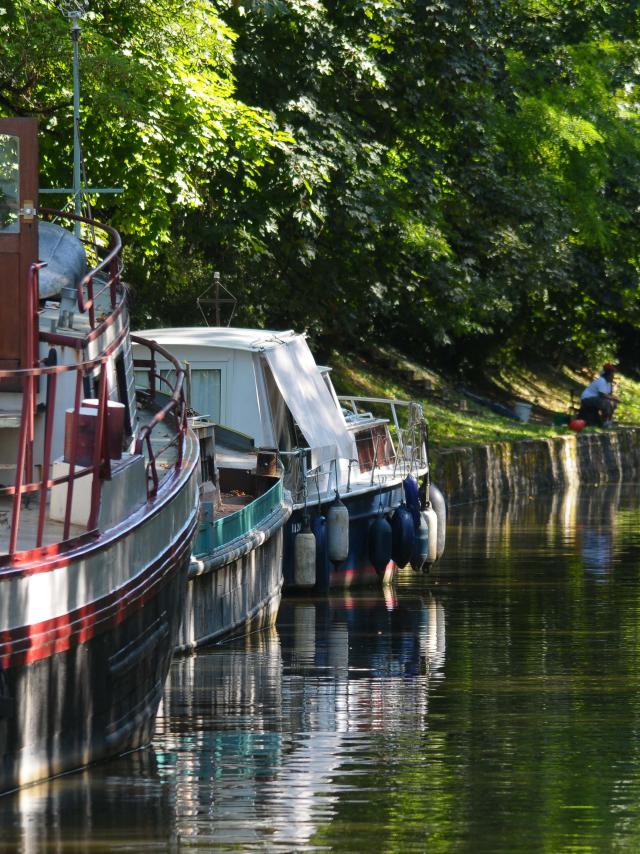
0 0 283 281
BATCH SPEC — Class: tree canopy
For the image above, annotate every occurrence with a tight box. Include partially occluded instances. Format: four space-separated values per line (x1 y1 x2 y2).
2 0 640 373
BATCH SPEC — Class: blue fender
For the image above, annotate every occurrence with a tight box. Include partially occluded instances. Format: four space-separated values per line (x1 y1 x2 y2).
403 475 421 529
390 504 415 568
369 514 392 576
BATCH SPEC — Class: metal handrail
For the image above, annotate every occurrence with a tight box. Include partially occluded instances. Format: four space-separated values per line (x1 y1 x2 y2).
274 395 428 502
0 211 185 562
0 256 115 559
0 353 112 560
338 395 428 455
132 335 188 499
338 395 414 407
38 207 123 331
0 337 189 561
338 394 407 438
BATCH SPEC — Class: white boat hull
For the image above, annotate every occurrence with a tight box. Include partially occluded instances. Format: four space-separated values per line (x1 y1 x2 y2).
0 433 199 795
177 499 291 652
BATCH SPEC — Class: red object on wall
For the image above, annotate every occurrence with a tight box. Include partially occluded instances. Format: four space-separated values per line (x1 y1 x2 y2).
82 399 125 460
568 419 586 432
64 407 98 466
64 399 125 466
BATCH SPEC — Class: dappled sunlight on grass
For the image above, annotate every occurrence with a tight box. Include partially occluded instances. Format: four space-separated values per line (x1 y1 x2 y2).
424 402 559 448
331 352 640 451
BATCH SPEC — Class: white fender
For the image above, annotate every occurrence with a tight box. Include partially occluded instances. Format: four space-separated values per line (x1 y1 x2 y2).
294 527 316 587
423 505 438 565
326 499 349 563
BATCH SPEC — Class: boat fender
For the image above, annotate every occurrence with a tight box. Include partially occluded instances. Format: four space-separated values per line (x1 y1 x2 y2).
428 483 447 562
390 504 415 568
294 518 316 588
423 505 438 569
311 513 331 592
403 475 421 529
410 512 429 572
326 497 349 563
369 513 392 576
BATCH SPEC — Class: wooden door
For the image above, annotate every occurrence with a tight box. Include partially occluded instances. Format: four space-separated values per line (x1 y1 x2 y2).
0 118 38 391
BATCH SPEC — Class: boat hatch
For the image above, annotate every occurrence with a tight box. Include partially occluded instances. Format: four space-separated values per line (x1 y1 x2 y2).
260 337 355 461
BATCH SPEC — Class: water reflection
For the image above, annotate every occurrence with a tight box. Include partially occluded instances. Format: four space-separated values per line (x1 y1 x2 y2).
441 482 632 574
6 485 640 851
157 593 446 850
0 750 177 852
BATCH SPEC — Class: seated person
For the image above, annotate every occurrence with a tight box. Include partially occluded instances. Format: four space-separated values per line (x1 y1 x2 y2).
577 363 619 427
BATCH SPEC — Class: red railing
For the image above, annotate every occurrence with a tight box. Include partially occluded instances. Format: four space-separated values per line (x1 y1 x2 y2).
132 336 188 499
38 208 123 332
0 352 112 559
0 212 188 563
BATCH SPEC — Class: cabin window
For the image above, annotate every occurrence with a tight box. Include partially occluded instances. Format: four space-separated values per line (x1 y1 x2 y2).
261 360 296 450
188 368 222 422
135 364 222 421
354 424 395 472
0 134 19 233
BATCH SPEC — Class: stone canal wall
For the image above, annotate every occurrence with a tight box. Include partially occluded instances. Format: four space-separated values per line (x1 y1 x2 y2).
432 427 640 504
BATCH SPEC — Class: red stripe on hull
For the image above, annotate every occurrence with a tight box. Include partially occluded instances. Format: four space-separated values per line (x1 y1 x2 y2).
0 512 197 669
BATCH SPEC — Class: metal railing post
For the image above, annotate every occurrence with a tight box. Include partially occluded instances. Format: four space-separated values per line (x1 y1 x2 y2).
63 370 84 540
36 373 57 547
88 364 109 530
109 256 119 308
8 381 32 555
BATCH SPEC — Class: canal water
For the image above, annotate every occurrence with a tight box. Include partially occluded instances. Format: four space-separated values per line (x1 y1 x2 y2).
3 483 640 852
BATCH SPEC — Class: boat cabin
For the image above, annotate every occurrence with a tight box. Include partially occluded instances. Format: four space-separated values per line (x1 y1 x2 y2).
134 328 422 504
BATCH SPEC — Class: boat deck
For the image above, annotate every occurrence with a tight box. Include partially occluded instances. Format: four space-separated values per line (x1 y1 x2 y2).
216 493 253 518
0 496 83 557
213 440 256 517
38 278 115 339
0 403 180 559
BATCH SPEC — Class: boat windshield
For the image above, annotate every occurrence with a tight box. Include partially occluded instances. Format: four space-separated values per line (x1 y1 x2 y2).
319 367 341 410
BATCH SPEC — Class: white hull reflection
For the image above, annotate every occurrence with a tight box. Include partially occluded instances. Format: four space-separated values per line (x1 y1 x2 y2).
157 592 446 849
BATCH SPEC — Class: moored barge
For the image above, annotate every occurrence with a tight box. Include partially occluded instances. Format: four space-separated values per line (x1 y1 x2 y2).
0 119 199 794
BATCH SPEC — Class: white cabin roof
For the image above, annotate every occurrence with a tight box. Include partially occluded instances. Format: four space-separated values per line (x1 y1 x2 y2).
133 326 357 463
137 326 299 353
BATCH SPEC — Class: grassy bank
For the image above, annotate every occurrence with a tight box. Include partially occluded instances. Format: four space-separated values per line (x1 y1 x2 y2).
330 349 640 450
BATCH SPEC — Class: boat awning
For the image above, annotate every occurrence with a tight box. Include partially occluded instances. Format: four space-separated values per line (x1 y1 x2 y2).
262 335 356 463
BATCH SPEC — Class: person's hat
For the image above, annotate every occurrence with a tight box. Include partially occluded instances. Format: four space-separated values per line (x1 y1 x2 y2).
602 363 617 373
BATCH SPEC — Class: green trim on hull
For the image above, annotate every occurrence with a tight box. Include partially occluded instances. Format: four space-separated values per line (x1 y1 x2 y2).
194 479 284 556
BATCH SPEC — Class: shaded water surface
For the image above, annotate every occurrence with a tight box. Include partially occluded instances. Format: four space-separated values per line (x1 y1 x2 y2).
3 485 640 851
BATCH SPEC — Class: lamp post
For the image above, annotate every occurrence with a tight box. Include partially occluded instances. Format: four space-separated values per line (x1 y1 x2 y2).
42 4 122 228
61 1 88 237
